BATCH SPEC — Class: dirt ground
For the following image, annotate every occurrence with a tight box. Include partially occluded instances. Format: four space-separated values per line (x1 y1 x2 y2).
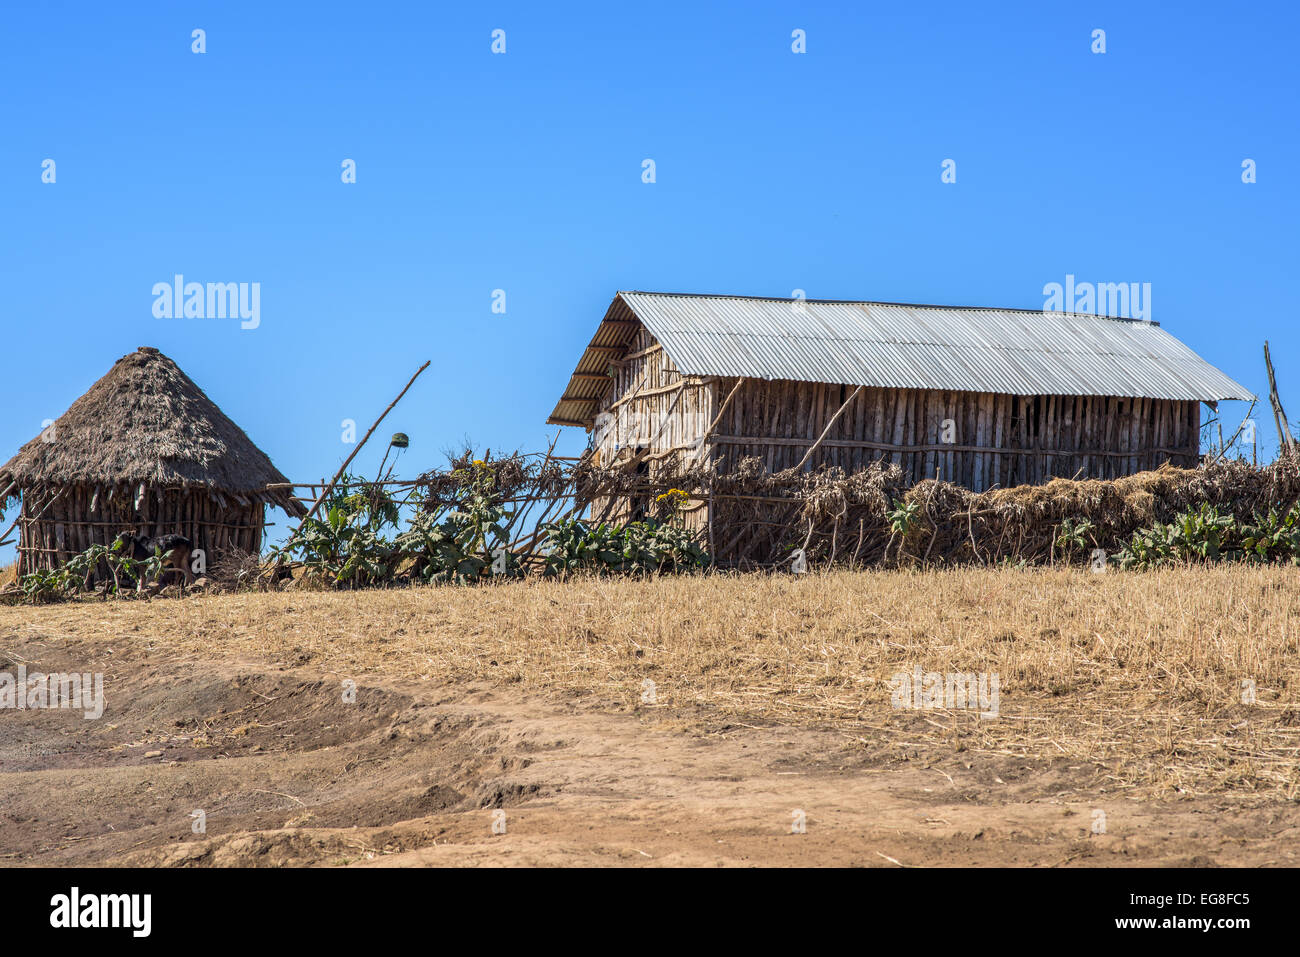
2 625 1298 867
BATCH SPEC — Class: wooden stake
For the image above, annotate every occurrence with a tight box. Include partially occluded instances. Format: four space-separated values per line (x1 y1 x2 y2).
696 376 745 463
1211 398 1258 463
287 360 430 546
0 513 20 550
1265 341 1295 454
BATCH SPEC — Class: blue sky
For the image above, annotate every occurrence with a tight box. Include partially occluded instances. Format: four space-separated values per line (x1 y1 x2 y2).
2 1 1297 559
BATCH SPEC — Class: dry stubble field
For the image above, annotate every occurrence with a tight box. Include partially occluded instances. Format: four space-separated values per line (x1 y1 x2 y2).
2 566 1299 866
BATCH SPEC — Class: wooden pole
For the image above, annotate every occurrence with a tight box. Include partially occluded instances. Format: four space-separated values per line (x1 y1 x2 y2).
795 385 864 471
1264 342 1295 455
0 482 16 548
0 513 20 549
5 488 66 561
707 483 716 566
285 360 430 546
500 429 562 544
1211 398 1257 463
696 377 745 457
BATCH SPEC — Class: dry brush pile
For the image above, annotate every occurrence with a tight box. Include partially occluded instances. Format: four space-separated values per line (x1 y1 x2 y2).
572 451 1300 568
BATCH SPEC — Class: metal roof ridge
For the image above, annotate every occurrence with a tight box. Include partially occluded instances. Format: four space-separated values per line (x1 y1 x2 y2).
617 290 1161 326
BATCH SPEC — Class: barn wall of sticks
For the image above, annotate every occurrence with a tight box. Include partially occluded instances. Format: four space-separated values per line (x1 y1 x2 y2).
574 330 1201 502
571 360 1202 564
707 380 1202 488
12 483 266 576
584 324 714 532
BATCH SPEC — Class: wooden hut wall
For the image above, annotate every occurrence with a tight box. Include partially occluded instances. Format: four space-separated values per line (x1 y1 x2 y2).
706 381 1201 491
15 485 265 575
588 327 715 529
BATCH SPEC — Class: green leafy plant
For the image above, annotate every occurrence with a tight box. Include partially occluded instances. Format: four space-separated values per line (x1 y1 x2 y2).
882 498 923 563
17 566 64 603
1054 517 1096 562
287 461 523 587
1113 502 1300 569
539 518 707 577
1237 506 1300 565
887 499 922 536
294 502 400 587
409 459 518 583
14 537 176 602
284 473 410 587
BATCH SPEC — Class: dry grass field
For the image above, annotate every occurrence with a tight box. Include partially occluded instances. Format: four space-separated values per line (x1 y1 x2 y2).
3 566 1300 866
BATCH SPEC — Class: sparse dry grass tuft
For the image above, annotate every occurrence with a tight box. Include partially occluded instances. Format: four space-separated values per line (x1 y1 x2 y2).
5 566 1300 800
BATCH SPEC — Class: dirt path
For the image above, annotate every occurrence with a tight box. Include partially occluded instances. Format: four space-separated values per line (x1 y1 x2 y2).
1 633 1297 867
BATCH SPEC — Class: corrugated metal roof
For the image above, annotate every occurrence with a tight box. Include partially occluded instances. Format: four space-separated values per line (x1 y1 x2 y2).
548 291 1254 426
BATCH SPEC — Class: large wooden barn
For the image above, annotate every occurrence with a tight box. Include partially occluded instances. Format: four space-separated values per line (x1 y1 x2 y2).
549 291 1253 518
0 347 304 576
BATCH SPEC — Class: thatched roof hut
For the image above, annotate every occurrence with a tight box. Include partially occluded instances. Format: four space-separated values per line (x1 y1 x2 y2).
0 346 305 576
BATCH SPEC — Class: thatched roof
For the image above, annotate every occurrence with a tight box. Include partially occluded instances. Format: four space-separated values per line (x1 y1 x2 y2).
0 347 304 515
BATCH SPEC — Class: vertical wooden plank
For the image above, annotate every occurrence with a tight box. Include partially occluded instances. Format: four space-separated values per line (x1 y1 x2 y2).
909 389 922 483
1116 397 1130 477
794 382 810 458
890 388 907 469
1128 396 1139 473
1026 397 1036 484
942 390 952 482
1062 395 1076 479
1158 399 1170 466
990 394 1002 488
852 386 866 470
949 391 960 485
1037 396 1048 483
1120 397 1132 478
1014 397 1025 485
1137 397 1149 471
811 383 825 471
921 390 934 480
1098 397 1112 480
1045 394 1057 481
954 394 962 487
763 383 777 473
870 387 885 469
1080 396 1092 479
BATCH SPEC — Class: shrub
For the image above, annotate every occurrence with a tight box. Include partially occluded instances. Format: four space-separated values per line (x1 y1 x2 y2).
1054 518 1096 561
288 476 404 587
13 537 176 602
1113 502 1300 569
285 461 521 588
540 518 707 576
